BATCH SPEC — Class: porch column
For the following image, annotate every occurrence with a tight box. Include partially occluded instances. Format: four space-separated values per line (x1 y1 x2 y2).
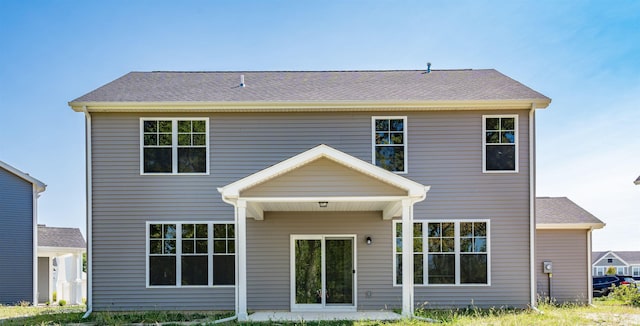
237 200 248 321
401 199 414 317
73 253 83 304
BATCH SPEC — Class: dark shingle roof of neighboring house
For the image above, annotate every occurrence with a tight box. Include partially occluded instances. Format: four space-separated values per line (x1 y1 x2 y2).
635 175 640 185
38 225 86 249
536 197 605 228
69 69 551 106
593 251 640 265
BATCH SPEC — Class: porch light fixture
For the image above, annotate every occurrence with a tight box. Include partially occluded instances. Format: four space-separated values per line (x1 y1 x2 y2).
366 236 372 245
318 201 328 208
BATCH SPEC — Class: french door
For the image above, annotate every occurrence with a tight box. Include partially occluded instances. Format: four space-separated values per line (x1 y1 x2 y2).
291 235 356 311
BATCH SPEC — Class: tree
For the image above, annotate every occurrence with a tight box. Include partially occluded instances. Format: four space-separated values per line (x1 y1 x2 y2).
606 266 617 275
82 252 87 273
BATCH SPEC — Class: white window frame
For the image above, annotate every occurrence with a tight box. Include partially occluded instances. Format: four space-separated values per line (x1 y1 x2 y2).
392 219 491 287
140 118 210 175
482 114 518 173
632 266 640 277
371 116 408 174
145 221 235 288
594 266 605 276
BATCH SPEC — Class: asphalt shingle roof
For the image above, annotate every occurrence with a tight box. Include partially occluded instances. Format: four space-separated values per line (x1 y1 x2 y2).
536 197 604 225
593 251 640 265
38 225 86 249
70 69 550 104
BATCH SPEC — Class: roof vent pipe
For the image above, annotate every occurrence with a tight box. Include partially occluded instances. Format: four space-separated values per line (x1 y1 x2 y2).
427 62 431 73
240 75 245 87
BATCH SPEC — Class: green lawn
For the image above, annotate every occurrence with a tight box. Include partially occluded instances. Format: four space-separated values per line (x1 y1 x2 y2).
1 300 639 325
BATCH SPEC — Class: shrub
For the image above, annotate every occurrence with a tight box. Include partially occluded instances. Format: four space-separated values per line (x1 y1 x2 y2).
58 299 67 306
609 284 640 306
17 300 30 307
52 291 57 302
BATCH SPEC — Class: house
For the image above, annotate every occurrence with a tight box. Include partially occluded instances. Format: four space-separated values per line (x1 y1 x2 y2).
37 225 86 305
535 197 605 304
0 160 46 305
69 69 551 319
592 251 640 278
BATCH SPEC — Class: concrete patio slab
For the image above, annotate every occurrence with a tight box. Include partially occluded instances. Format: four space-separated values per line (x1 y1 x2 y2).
247 311 403 322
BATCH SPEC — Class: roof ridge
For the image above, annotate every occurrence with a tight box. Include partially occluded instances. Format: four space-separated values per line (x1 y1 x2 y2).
143 69 480 73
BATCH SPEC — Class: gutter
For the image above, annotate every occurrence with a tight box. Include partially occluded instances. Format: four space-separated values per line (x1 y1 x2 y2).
81 106 93 319
69 99 551 113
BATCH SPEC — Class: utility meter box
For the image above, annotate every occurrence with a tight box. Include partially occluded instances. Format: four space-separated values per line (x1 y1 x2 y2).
543 261 553 274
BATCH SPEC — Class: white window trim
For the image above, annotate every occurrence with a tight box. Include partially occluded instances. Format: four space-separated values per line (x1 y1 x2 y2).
371 116 408 174
393 219 491 287
632 266 640 277
145 221 235 288
482 114 518 173
140 118 210 175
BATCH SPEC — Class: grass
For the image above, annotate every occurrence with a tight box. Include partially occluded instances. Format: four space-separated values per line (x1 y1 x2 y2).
0 299 639 325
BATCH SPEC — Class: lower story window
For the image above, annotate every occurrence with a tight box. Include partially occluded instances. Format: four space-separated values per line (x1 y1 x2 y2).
148 222 235 287
394 220 489 285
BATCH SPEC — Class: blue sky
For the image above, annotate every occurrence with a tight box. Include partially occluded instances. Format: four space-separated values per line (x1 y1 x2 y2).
1 1 638 251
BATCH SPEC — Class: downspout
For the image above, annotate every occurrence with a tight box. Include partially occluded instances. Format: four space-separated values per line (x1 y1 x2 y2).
81 106 93 319
587 227 593 305
32 184 38 305
529 106 537 309
32 178 46 305
219 194 239 322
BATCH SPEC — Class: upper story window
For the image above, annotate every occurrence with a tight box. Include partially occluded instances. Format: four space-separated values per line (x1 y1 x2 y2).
394 220 490 286
372 117 407 173
141 118 209 174
483 115 517 173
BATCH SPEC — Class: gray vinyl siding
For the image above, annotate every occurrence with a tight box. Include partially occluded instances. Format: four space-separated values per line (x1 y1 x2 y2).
90 109 531 310
246 212 397 311
38 257 49 303
536 230 589 304
0 168 34 304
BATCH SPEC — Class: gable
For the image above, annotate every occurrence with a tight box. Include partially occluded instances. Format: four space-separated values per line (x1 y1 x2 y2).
242 157 407 198
593 252 628 267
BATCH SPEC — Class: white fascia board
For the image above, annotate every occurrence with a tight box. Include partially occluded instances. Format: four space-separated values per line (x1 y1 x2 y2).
536 223 606 230
218 144 429 200
0 160 46 193
69 99 550 112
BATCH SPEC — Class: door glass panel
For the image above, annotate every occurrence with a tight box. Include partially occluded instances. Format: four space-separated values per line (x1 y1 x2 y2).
326 239 353 305
295 239 322 304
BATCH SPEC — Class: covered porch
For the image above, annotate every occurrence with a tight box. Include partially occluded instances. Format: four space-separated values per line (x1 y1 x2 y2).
218 145 430 321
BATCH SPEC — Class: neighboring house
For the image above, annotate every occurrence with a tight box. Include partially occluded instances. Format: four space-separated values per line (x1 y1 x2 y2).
535 197 605 304
592 251 640 278
69 69 551 319
0 160 46 305
37 225 86 305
